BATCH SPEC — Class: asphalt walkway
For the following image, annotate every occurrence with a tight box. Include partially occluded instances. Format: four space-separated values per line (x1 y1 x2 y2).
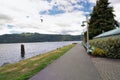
29 44 101 80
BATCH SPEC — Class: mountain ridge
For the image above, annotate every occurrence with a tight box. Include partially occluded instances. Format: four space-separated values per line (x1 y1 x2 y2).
0 33 82 43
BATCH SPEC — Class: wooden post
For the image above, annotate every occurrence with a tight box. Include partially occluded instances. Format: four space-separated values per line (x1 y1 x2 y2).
21 44 25 58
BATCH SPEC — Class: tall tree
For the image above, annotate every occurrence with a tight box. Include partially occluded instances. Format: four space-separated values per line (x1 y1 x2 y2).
89 0 119 39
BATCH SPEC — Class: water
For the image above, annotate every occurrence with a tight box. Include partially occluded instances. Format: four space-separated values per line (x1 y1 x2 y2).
0 41 81 66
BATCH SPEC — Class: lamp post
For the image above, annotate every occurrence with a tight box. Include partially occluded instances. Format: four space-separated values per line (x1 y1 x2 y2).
81 29 84 43
81 16 89 53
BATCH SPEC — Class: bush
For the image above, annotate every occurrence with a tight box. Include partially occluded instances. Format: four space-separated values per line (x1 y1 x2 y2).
92 48 107 57
90 36 120 59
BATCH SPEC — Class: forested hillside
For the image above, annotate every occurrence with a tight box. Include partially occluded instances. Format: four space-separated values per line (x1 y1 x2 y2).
0 33 81 43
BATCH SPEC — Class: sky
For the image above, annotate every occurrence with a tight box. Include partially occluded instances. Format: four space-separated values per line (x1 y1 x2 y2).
0 0 120 35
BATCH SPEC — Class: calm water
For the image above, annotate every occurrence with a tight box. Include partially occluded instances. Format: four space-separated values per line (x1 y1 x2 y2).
0 41 81 66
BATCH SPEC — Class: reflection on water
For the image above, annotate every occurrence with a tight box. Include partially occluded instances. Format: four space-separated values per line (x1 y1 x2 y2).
0 41 81 66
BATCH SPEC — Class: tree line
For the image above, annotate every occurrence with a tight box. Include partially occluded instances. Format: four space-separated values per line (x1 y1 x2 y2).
0 33 81 43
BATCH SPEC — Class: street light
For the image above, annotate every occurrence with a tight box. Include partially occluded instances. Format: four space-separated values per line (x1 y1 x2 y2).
81 16 89 53
81 29 84 43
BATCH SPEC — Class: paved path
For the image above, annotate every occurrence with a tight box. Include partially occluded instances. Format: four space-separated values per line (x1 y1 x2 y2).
29 44 101 80
91 57 120 80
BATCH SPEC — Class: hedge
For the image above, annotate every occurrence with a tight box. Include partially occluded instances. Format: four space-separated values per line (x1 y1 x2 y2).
90 36 120 59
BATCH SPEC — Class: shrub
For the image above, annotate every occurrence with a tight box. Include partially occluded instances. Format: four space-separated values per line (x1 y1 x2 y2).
90 36 120 59
92 48 107 57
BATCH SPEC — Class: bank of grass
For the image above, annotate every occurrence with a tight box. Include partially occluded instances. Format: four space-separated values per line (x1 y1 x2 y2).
0 44 76 80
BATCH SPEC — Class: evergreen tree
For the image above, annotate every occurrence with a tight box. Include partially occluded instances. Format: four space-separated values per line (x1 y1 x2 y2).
89 0 119 39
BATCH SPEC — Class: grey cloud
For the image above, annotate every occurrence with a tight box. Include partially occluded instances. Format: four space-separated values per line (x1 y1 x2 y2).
0 25 4 29
110 0 120 4
56 23 71 27
47 30 59 34
10 30 23 34
60 30 80 34
0 14 11 20
0 14 12 25
15 23 45 30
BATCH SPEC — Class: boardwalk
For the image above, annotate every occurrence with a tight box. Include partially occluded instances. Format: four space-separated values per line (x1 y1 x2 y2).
29 44 101 80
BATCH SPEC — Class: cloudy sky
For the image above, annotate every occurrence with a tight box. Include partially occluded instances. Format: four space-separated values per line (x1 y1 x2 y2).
0 0 120 35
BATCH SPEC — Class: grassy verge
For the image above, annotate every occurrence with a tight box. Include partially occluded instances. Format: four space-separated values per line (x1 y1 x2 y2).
0 44 76 80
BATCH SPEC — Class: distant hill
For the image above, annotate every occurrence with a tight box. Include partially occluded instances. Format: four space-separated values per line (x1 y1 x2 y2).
0 33 82 43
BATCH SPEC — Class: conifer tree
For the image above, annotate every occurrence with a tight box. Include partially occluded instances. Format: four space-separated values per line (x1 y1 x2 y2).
89 0 119 39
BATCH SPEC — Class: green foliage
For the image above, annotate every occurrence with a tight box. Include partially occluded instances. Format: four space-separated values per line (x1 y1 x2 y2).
92 48 107 57
0 33 81 43
89 0 119 39
90 36 120 59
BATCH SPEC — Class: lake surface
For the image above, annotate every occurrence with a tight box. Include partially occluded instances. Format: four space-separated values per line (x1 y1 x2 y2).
0 41 81 66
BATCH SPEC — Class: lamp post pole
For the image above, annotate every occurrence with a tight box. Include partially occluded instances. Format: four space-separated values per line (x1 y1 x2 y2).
86 16 89 53
81 15 89 53
82 29 84 43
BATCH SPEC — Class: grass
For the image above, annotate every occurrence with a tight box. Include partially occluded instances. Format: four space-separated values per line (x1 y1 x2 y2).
0 44 76 80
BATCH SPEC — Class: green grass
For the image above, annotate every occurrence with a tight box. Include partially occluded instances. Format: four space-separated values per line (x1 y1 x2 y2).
0 44 76 80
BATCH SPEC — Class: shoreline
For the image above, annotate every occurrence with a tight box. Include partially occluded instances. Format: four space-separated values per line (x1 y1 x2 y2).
0 44 76 80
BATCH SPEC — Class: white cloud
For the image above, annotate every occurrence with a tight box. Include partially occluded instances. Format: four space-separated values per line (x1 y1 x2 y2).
9 11 85 35
0 25 10 35
0 0 53 22
109 0 120 22
109 0 120 4
49 0 83 12
0 0 119 36
89 0 96 3
0 0 86 35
